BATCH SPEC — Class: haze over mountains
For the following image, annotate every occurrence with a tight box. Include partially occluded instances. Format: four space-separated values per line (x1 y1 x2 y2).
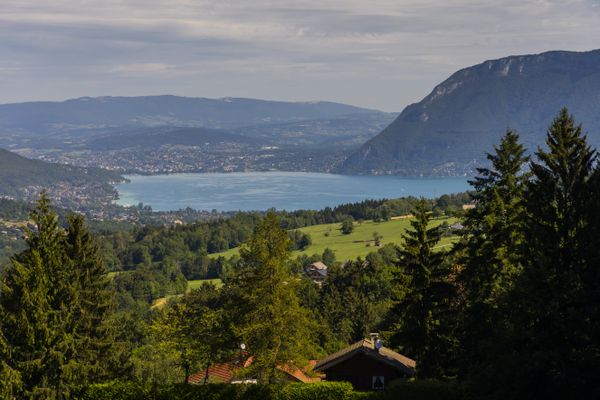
338 49 600 175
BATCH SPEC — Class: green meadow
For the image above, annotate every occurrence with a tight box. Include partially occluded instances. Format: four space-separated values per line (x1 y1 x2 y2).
211 216 459 262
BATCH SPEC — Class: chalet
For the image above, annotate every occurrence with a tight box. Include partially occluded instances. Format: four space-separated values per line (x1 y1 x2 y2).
305 261 328 284
314 335 415 391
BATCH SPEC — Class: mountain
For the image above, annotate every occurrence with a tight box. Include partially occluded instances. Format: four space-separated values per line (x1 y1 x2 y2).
338 49 600 175
0 95 381 135
88 127 259 151
0 148 122 198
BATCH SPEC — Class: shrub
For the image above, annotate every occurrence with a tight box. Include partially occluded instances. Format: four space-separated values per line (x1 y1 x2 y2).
77 381 367 400
379 379 461 400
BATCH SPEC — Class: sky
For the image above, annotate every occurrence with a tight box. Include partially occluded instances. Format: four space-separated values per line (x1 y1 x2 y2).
0 0 599 111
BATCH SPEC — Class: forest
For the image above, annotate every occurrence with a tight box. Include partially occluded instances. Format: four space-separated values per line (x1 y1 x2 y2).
1 109 599 399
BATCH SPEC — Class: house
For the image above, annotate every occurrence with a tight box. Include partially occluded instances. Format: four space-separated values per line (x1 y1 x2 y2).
314 335 415 391
449 222 464 232
305 261 328 284
188 355 320 384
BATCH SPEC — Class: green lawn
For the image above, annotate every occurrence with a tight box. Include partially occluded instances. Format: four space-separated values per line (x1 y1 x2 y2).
151 278 224 309
187 278 223 290
210 216 459 262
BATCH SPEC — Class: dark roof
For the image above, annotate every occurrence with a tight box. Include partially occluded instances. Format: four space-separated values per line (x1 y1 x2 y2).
314 339 416 376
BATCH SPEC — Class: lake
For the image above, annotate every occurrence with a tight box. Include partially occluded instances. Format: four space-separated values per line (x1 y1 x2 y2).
115 172 471 212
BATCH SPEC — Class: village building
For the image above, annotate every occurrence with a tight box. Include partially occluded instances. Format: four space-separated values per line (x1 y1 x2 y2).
305 261 328 284
314 335 416 391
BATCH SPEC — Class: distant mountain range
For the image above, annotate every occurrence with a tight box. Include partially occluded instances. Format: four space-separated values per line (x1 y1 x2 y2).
0 95 382 134
0 95 395 175
338 49 600 175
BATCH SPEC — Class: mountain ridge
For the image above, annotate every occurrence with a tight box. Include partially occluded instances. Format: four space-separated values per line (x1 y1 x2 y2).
338 49 600 175
0 95 384 133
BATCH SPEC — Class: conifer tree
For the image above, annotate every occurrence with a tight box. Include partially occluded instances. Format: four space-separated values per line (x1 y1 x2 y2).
224 212 314 383
0 193 75 399
65 214 118 382
387 199 456 377
0 333 21 399
0 196 120 398
457 130 528 371
507 108 598 397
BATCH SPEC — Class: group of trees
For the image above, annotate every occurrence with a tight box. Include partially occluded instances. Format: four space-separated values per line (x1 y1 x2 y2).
1 109 598 398
0 196 124 399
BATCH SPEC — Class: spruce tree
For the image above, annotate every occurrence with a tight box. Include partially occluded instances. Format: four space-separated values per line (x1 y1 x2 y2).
0 196 119 398
477 109 600 399
513 109 598 397
224 212 314 383
0 332 21 399
388 199 456 377
0 193 75 399
65 214 118 382
458 130 528 372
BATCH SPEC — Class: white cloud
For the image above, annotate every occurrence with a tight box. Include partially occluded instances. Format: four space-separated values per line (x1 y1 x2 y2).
0 0 598 110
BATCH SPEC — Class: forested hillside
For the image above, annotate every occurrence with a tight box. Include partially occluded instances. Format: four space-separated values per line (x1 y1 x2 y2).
0 148 123 197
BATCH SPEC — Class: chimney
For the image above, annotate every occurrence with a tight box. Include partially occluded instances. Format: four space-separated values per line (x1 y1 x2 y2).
370 333 383 351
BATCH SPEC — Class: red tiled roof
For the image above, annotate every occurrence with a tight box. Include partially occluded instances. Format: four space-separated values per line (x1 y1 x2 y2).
189 356 321 384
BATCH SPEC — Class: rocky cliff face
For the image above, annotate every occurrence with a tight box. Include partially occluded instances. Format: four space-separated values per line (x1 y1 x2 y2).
338 49 600 176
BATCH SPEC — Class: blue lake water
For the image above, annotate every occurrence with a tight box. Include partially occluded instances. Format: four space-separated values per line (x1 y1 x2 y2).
115 172 471 212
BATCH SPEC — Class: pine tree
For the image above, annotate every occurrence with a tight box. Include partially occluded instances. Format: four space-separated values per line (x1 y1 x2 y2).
388 199 456 378
224 212 314 383
458 130 529 373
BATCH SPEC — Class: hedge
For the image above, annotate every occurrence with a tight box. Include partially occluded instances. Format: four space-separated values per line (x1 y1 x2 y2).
76 379 461 400
76 381 363 400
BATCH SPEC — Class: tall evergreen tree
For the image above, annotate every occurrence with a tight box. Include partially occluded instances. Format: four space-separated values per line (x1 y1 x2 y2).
0 332 21 399
515 109 597 397
0 196 120 398
0 193 76 399
387 199 456 378
457 130 528 373
477 109 600 399
224 213 314 383
65 214 119 382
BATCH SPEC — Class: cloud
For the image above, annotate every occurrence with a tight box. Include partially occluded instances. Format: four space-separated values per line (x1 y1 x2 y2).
0 0 599 110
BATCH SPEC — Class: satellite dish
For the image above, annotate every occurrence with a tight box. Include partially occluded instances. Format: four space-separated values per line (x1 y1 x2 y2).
240 343 246 350
375 339 383 350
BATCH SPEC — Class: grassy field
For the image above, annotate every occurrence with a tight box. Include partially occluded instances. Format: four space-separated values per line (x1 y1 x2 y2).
211 216 459 262
151 278 223 309
187 278 223 290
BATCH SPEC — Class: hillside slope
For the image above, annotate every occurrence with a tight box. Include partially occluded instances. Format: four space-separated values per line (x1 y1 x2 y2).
0 148 122 197
338 49 600 175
